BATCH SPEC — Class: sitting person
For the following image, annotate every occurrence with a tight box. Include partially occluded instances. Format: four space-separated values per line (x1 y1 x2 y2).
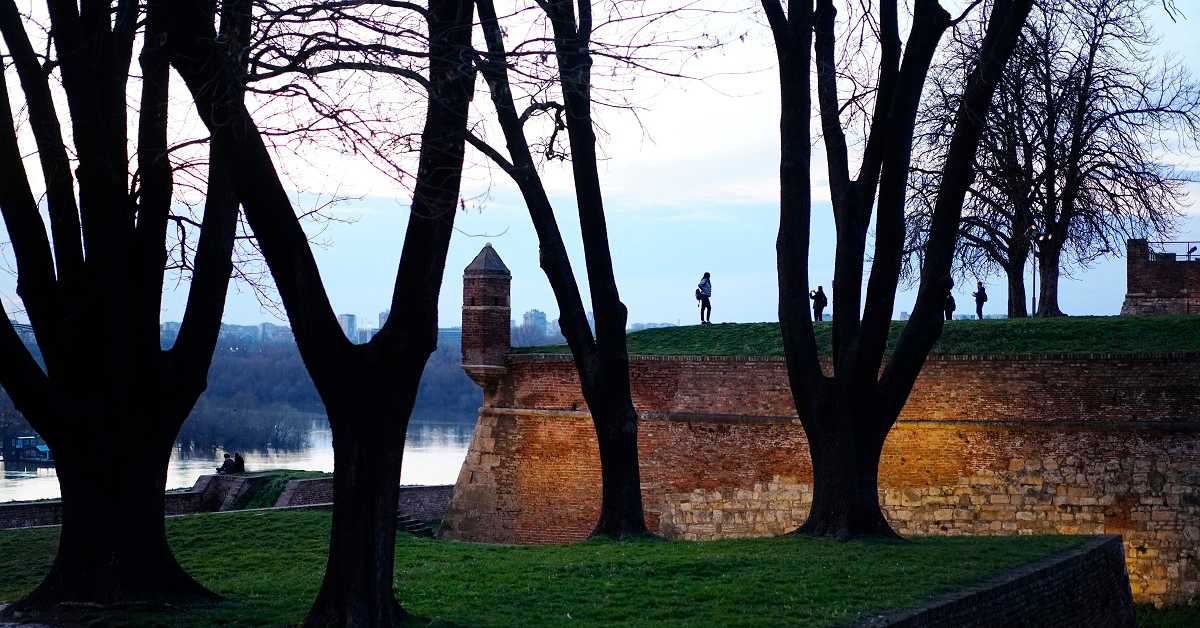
232 453 246 474
216 453 236 474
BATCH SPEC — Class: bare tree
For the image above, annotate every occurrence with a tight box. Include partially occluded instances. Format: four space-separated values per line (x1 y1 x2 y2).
466 0 717 538
164 0 477 625
910 0 1200 317
0 0 253 610
761 0 1033 538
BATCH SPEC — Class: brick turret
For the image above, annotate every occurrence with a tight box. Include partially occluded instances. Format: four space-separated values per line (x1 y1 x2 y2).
462 243 511 404
1122 238 1200 315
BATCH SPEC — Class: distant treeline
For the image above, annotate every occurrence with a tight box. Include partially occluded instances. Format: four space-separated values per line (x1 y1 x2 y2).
0 335 481 453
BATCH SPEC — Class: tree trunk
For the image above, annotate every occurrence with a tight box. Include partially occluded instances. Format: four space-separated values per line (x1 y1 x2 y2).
7 428 214 613
589 397 648 538
1035 245 1066 317
304 402 408 628
1006 261 1028 318
795 399 897 540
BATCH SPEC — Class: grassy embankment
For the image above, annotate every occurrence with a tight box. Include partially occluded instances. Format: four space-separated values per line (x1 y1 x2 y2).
515 316 1200 356
0 509 1091 627
232 469 329 510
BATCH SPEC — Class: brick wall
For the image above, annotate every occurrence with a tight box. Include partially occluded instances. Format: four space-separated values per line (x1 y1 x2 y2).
441 352 1200 606
1123 239 1200 315
504 353 1200 423
854 535 1135 627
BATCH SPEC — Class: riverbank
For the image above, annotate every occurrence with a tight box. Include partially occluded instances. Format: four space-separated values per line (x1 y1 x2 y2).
0 509 1123 626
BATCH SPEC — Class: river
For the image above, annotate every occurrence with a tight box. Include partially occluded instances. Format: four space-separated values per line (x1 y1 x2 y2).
0 419 475 503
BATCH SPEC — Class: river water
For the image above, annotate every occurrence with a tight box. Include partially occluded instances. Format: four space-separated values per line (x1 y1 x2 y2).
0 420 475 503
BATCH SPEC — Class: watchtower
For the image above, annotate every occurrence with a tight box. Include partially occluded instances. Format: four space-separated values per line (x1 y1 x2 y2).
462 243 511 404
1122 239 1200 315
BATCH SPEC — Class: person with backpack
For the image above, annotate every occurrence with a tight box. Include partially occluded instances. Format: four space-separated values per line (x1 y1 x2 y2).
973 281 988 320
696 272 712 325
809 286 828 322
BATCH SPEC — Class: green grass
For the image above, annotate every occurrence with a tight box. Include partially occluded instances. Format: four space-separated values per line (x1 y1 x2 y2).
515 316 1200 357
0 510 1090 627
232 469 330 510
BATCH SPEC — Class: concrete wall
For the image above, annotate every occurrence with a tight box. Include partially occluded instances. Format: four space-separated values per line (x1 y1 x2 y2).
441 352 1200 606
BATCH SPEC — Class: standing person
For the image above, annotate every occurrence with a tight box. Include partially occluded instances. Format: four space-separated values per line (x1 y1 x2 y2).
697 272 713 325
810 286 829 322
973 281 988 320
944 290 956 321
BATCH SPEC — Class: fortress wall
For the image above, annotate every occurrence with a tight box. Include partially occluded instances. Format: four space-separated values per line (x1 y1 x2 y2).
442 352 1200 606
503 353 1200 423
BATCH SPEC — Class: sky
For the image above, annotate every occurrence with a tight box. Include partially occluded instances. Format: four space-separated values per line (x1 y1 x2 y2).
2 2 1199 330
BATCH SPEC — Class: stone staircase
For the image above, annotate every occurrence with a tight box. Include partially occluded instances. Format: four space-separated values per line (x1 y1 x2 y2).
396 513 435 537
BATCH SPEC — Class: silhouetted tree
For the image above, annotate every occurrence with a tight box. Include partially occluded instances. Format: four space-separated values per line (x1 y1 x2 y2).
467 0 707 537
909 0 1200 317
761 0 1032 538
164 0 477 624
0 0 251 610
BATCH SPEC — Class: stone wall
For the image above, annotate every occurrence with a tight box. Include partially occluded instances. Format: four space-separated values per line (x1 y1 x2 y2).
274 478 454 520
441 352 1200 606
855 535 1135 627
1123 239 1200 315
0 476 234 529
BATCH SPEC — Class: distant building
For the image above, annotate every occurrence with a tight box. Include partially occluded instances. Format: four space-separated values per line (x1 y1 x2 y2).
522 309 548 338
899 311 910 321
357 327 376 344
379 309 390 329
337 314 358 340
2 434 52 463
160 321 181 345
258 322 291 342
629 322 675 332
218 323 259 342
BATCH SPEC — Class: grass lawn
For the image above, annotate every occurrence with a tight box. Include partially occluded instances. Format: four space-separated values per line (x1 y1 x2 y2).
0 510 1092 627
514 316 1200 357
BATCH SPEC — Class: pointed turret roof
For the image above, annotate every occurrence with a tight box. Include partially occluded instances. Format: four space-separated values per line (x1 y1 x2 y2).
465 243 511 277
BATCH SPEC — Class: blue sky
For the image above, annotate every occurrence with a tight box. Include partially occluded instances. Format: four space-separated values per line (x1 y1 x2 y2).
3 2 1199 329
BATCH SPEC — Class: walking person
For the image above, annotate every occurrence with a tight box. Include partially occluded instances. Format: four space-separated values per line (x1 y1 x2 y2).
697 272 712 325
944 290 956 321
810 286 828 322
973 281 988 320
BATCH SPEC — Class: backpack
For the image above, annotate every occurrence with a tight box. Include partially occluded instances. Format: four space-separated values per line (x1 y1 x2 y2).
695 288 703 300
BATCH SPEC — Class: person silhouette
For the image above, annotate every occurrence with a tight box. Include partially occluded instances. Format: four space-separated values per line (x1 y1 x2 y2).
973 281 988 320
944 291 956 321
810 286 828 322
697 272 712 325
